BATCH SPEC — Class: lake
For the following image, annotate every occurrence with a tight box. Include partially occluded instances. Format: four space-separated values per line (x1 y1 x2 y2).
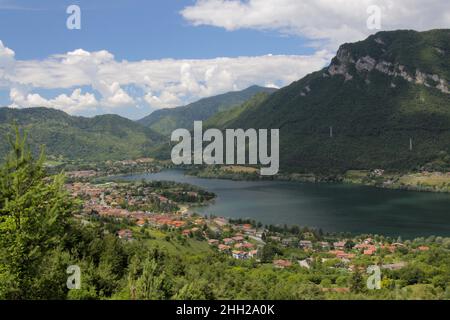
120 170 450 238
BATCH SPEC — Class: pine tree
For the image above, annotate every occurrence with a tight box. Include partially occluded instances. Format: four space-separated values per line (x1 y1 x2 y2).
0 126 75 299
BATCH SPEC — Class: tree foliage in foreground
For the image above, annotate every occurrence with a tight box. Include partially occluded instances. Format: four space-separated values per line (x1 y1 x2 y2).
0 126 74 299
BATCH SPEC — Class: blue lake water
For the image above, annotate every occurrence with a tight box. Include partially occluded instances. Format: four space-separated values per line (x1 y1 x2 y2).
120 170 450 238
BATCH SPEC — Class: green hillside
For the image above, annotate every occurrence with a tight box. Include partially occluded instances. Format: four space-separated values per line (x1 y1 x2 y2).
204 92 272 129
0 107 163 161
138 85 277 136
214 30 450 173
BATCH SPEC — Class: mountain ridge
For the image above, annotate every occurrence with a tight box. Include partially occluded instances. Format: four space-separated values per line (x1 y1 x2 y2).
137 85 277 135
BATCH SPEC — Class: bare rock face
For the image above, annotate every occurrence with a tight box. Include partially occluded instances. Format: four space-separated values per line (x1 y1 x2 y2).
327 49 354 81
375 61 393 74
437 80 450 93
326 47 449 94
415 70 428 85
356 56 377 72
374 37 385 45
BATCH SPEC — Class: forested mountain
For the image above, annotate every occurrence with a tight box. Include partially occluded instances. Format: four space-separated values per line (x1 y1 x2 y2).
208 30 450 173
0 107 163 161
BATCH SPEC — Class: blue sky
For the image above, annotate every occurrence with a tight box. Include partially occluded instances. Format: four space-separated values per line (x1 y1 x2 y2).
0 0 448 119
0 0 314 61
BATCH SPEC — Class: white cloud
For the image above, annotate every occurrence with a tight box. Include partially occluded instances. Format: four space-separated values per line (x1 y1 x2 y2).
0 42 332 114
181 0 450 49
0 40 15 86
9 87 98 114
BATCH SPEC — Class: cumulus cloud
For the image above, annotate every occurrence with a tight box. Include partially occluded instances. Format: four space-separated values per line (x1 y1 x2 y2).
9 87 98 114
0 40 15 86
0 42 332 115
181 0 450 48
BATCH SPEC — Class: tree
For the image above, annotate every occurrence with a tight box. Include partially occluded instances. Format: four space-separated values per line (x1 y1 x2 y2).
128 255 171 300
0 126 75 299
174 280 215 300
260 244 281 263
350 268 365 293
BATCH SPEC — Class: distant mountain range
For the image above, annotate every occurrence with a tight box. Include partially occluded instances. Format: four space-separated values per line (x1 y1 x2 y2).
207 29 450 173
137 85 277 136
1 30 449 173
0 86 275 161
0 107 163 161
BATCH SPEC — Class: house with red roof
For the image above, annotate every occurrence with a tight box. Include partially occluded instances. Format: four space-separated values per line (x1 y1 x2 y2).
273 259 293 269
248 250 258 259
223 238 235 245
333 241 347 250
208 239 219 246
218 244 231 252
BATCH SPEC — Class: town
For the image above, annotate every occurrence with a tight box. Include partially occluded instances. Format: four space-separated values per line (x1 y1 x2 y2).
64 171 443 295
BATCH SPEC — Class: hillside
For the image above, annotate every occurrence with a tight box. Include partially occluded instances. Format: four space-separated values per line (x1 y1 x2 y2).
0 107 163 161
138 85 277 136
204 92 272 129
214 30 450 173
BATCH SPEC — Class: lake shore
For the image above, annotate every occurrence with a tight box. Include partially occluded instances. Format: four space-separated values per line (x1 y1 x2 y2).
119 169 450 238
186 166 450 194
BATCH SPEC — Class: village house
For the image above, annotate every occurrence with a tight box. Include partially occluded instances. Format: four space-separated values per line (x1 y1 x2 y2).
298 258 313 269
232 251 248 260
208 239 219 246
329 250 355 260
381 262 407 270
255 232 264 239
218 244 231 252
354 243 377 255
248 250 258 259
243 228 257 236
117 229 133 241
319 242 330 249
273 259 293 269
269 236 281 242
241 242 255 249
66 170 97 179
299 240 313 249
214 217 228 227
363 248 377 256
333 241 347 250
223 238 235 245
136 219 146 227
381 242 404 252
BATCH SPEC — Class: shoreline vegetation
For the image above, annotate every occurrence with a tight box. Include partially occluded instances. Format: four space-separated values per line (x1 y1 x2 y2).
185 165 450 194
